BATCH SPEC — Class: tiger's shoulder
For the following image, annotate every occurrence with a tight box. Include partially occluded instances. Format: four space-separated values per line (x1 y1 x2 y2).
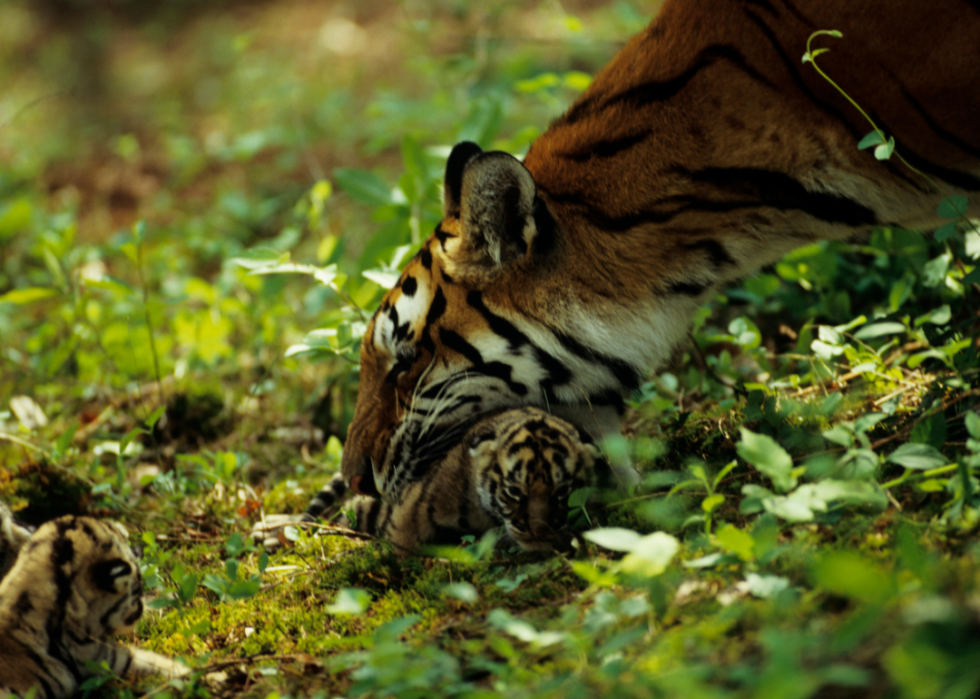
0 514 187 699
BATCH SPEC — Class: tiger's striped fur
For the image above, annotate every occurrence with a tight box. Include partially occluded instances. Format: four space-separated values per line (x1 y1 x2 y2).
256 409 602 556
338 0 980 500
0 515 187 699
0 501 32 581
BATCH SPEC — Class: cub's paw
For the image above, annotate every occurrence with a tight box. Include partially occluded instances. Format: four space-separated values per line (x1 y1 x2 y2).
130 648 191 679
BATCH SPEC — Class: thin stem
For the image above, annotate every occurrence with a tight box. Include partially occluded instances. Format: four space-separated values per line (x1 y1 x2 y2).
880 463 958 490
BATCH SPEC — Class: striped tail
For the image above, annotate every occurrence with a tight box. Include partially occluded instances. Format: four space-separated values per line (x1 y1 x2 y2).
304 474 349 520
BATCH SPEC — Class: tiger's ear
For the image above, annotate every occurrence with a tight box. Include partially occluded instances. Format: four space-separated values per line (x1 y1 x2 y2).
443 142 540 270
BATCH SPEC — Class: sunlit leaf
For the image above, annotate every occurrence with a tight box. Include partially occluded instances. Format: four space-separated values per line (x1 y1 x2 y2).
442 582 478 603
362 269 400 289
327 588 371 615
913 305 950 327
810 551 896 604
853 322 906 340
873 137 895 160
584 527 642 552
744 573 790 599
619 532 680 577
715 524 755 561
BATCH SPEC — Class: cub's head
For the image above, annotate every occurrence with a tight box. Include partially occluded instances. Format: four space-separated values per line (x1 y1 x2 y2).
17 516 145 638
469 407 602 551
343 142 560 498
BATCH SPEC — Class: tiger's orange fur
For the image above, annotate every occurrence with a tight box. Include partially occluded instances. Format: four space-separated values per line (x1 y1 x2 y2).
324 0 979 502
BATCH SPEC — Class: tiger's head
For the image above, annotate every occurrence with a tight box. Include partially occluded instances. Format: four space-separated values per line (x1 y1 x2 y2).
469 407 602 551
342 141 582 499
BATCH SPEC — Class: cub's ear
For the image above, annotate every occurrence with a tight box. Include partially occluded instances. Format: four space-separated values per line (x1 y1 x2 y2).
443 142 541 270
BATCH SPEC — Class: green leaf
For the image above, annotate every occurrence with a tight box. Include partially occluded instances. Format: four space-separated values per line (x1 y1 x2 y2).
619 532 680 577
812 339 845 360
965 411 980 439
744 573 791 599
225 532 246 557
178 573 199 603
361 268 400 289
822 425 853 447
889 276 913 311
906 349 946 369
810 551 896 604
702 493 725 513
568 487 594 508
762 480 887 523
853 322 906 340
327 587 371 615
229 247 282 269
227 579 261 600
442 582 478 603
145 406 166 429
857 131 886 150
874 137 895 161
921 252 950 287
910 412 947 450
584 527 642 552
715 524 755 561
935 221 958 242
728 317 761 350
937 195 969 219
886 443 947 470
962 266 980 285
737 427 797 493
87 275 136 296
333 168 393 206
0 287 58 304
913 305 950 327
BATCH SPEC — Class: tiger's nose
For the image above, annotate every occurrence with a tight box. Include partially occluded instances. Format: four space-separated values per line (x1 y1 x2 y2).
342 447 379 497
350 471 379 497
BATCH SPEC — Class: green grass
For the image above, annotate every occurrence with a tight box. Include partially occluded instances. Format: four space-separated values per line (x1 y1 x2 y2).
2 1 980 698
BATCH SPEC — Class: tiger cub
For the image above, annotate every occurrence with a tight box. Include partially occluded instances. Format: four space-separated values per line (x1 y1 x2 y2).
255 408 604 556
0 515 188 699
0 501 32 581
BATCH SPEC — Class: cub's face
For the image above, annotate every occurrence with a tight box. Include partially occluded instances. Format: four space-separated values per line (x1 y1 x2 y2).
469 408 601 552
342 143 553 498
45 517 146 638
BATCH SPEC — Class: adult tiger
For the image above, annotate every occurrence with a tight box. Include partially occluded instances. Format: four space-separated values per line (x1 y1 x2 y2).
331 0 980 502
